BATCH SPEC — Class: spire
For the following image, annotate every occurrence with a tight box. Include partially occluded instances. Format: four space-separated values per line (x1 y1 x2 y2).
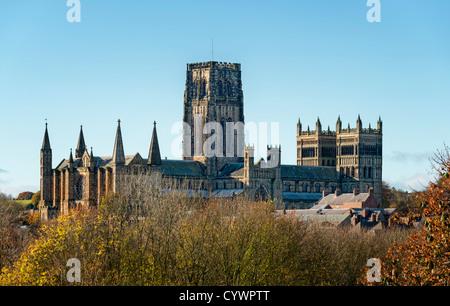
336 115 342 133
76 125 86 158
112 119 125 165
148 121 162 166
42 122 51 151
316 117 322 134
297 118 302 136
377 116 382 129
69 149 74 171
356 114 362 132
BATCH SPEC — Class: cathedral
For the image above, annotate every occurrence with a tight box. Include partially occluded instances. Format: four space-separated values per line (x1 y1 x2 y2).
39 61 382 217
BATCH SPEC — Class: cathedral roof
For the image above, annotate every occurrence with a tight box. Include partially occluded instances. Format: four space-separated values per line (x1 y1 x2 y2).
281 165 338 181
55 156 206 178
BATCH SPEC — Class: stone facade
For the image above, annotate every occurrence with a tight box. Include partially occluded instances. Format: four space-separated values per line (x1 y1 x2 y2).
39 61 383 218
297 115 383 204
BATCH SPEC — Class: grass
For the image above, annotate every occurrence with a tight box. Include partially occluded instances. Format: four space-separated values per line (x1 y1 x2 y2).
11 200 32 207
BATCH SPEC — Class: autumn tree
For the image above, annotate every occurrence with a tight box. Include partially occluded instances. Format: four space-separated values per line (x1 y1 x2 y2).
374 147 450 285
17 191 34 201
30 191 40 207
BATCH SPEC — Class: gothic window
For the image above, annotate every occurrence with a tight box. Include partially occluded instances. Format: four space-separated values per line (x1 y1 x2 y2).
83 156 89 168
74 176 86 200
368 167 372 179
315 184 321 193
218 80 224 96
201 79 207 98
303 183 308 192
227 81 233 96
285 183 290 192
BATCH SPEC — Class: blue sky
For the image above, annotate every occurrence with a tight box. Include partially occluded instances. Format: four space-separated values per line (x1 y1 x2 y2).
1 0 449 197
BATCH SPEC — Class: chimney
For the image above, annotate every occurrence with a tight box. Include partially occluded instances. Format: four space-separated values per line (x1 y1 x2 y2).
353 188 359 196
362 208 369 219
335 188 340 196
369 187 374 196
351 215 360 226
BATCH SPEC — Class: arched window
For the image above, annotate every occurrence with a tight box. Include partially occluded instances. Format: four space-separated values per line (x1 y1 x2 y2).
218 80 224 96
201 79 207 98
74 176 86 200
368 167 372 179
227 81 232 96
315 184 321 193
303 183 308 192
285 183 290 192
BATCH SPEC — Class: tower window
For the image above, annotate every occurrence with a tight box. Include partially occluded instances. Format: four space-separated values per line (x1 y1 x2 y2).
218 80 224 96
227 81 233 96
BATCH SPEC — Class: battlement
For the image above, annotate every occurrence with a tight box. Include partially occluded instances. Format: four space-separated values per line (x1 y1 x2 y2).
187 61 241 71
299 129 337 137
338 126 382 135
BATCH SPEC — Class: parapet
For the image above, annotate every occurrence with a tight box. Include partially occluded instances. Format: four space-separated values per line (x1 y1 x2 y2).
187 61 241 71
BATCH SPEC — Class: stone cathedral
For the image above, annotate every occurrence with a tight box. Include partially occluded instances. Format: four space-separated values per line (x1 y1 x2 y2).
39 61 383 217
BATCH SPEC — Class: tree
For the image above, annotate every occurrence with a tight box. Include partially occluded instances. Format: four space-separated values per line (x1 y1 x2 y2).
17 192 34 201
375 147 450 285
30 191 40 207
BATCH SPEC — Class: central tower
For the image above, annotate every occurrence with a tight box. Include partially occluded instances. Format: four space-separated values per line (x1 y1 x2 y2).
182 61 245 176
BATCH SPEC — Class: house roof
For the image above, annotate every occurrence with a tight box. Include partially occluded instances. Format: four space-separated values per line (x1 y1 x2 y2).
318 192 371 206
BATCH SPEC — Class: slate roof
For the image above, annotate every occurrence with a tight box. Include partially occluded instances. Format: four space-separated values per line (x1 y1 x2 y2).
218 163 244 177
56 157 206 178
209 189 244 198
281 208 351 226
283 192 323 201
281 165 338 180
160 160 205 177
318 192 371 206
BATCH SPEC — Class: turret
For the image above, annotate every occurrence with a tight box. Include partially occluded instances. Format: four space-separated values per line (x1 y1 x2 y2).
68 148 74 172
297 118 302 136
336 116 342 134
316 117 322 135
377 116 382 133
40 122 53 207
356 114 362 133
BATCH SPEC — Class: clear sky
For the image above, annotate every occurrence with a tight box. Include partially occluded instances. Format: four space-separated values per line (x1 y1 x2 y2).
1 0 449 197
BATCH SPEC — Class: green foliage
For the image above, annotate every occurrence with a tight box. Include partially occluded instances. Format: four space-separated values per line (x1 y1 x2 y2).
30 191 40 206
